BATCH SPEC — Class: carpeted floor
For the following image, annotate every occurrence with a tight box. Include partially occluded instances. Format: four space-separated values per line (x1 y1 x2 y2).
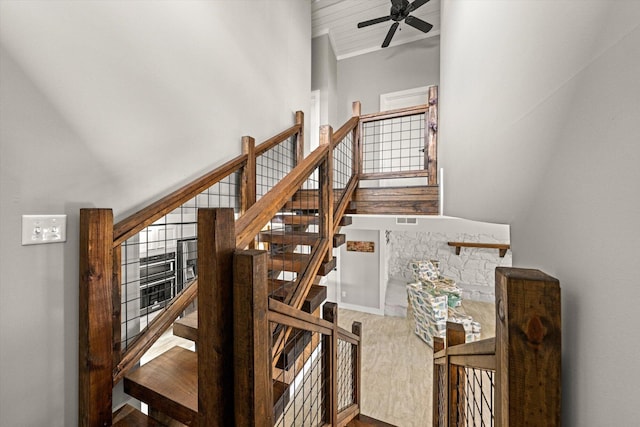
338 300 495 427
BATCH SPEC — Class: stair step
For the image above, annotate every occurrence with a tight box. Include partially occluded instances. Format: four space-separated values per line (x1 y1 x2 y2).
275 328 312 370
317 256 337 276
273 380 290 421
173 285 326 343
123 346 197 426
284 199 319 211
347 414 397 426
273 214 319 226
333 233 346 247
338 215 353 226
113 404 164 427
270 252 311 273
173 312 198 343
259 230 319 246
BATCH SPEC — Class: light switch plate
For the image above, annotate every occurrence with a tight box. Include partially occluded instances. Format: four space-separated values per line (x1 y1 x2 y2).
22 214 67 245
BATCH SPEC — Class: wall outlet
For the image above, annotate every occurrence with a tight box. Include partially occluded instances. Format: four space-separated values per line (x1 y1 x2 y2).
22 214 67 245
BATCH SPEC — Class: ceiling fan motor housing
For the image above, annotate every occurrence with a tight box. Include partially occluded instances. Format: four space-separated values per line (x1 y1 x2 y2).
391 0 411 21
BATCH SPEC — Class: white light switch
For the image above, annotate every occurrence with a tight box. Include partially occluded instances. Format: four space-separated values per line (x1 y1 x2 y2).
22 214 67 245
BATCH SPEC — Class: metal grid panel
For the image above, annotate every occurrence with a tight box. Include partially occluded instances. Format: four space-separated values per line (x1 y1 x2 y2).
272 324 327 427
361 114 425 174
455 366 495 427
119 171 241 350
256 136 296 200
336 338 356 412
333 132 353 210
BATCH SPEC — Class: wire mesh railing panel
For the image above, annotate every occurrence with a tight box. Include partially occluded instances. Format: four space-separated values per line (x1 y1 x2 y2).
336 337 356 412
361 114 425 175
256 136 296 200
333 132 353 212
118 171 241 350
255 165 322 302
272 323 327 427
455 366 495 427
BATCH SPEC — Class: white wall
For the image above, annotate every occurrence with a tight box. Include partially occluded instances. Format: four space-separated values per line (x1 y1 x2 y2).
0 1 311 425
440 1 640 425
337 36 440 121
312 34 338 130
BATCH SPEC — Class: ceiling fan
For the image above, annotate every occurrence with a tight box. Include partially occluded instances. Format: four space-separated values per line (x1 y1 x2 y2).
357 0 433 48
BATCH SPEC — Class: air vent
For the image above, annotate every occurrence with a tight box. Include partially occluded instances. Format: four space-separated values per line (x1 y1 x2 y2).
396 217 417 225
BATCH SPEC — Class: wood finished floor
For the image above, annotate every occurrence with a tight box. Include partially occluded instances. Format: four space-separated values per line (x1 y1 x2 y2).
140 301 495 427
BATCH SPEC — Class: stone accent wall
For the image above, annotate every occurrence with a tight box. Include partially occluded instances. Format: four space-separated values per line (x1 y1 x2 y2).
386 231 512 302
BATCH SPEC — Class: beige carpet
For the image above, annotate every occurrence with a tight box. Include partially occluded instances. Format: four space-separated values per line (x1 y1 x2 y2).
338 300 495 427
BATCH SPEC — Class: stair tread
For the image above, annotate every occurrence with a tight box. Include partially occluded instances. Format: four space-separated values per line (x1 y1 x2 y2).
273 214 319 225
173 312 198 343
270 252 311 272
113 404 164 427
347 414 397 427
259 230 319 245
123 346 197 425
284 199 320 210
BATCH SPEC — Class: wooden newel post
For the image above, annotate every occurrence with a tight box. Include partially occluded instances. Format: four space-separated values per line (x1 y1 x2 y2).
352 101 362 177
233 249 272 427
352 321 362 409
295 110 305 166
323 302 338 425
432 337 445 427
494 267 561 427
320 125 334 263
79 208 114 427
241 136 256 217
446 322 466 426
427 86 438 186
197 208 236 426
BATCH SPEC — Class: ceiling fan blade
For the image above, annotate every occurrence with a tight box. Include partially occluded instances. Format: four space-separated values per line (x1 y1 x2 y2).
409 0 431 12
405 15 433 33
382 22 399 48
357 15 391 28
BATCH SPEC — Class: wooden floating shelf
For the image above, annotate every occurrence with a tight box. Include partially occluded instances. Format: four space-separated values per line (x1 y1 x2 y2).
447 241 511 257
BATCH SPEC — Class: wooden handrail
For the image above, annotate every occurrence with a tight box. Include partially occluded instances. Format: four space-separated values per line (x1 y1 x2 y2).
332 116 359 146
359 104 428 122
268 298 334 335
112 154 248 246
254 123 301 157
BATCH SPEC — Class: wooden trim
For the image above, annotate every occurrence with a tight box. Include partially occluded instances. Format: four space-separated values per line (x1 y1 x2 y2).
448 241 511 257
331 117 359 145
240 136 256 216
449 354 496 371
427 86 438 185
359 170 430 180
113 154 247 246
234 250 272 427
254 124 301 157
79 209 114 427
359 104 429 122
114 280 197 383
112 246 122 369
198 208 236 426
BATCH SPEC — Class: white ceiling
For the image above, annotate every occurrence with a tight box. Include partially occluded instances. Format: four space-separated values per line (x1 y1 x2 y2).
312 0 440 60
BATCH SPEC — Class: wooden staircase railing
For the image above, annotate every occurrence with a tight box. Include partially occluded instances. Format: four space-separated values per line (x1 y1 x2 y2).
79 92 441 425
433 267 561 427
